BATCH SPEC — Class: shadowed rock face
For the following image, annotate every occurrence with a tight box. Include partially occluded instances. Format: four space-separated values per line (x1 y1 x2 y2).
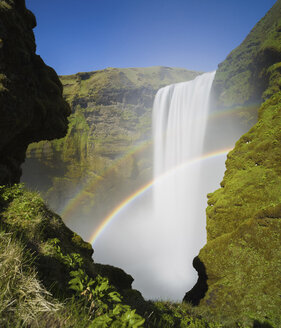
0 0 70 184
183 257 208 306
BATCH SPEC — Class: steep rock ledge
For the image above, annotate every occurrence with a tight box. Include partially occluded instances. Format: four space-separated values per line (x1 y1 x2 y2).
0 0 70 185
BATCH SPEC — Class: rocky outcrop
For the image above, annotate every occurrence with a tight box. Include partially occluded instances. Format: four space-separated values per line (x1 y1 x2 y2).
185 1 281 326
0 0 70 185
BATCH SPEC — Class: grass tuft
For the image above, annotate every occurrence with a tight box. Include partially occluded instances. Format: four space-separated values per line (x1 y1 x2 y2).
0 231 61 327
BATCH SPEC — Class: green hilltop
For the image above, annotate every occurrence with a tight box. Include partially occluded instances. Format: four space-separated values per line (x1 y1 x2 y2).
61 66 200 102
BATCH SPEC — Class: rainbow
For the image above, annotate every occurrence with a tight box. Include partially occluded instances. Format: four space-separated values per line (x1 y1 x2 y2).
90 147 233 245
60 104 253 223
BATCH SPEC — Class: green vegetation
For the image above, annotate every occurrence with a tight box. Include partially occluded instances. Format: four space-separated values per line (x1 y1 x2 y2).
60 66 200 104
0 184 228 328
2 0 280 325
0 184 276 327
0 184 144 327
143 301 223 328
0 231 60 327
0 227 144 327
52 238 145 327
197 92 281 326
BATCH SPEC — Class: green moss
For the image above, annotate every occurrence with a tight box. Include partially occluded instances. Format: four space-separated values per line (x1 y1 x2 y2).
198 68 281 328
72 232 92 253
190 4 281 324
60 66 200 103
143 301 223 328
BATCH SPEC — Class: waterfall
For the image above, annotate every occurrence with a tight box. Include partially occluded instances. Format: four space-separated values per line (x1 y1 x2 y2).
152 71 216 299
92 72 218 302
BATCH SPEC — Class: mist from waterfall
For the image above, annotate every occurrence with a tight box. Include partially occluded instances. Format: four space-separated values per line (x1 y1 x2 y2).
92 71 224 301
21 67 249 301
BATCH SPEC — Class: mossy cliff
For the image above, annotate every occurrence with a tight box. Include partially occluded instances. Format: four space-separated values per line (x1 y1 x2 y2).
205 0 281 153
0 0 70 185
185 1 281 326
22 67 200 234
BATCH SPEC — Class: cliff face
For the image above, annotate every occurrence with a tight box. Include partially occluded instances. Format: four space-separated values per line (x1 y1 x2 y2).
0 0 70 185
21 66 200 236
193 95 281 325
185 1 281 325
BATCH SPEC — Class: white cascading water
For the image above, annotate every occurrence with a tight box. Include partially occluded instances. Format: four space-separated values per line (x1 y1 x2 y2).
152 71 216 299
93 71 218 301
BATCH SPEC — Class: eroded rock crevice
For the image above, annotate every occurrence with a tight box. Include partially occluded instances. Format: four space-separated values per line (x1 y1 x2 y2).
183 256 208 306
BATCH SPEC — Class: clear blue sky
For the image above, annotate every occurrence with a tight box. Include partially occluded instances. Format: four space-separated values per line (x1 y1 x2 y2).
26 0 276 76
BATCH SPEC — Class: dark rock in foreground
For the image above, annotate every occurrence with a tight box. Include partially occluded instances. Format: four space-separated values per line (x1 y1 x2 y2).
0 0 70 185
